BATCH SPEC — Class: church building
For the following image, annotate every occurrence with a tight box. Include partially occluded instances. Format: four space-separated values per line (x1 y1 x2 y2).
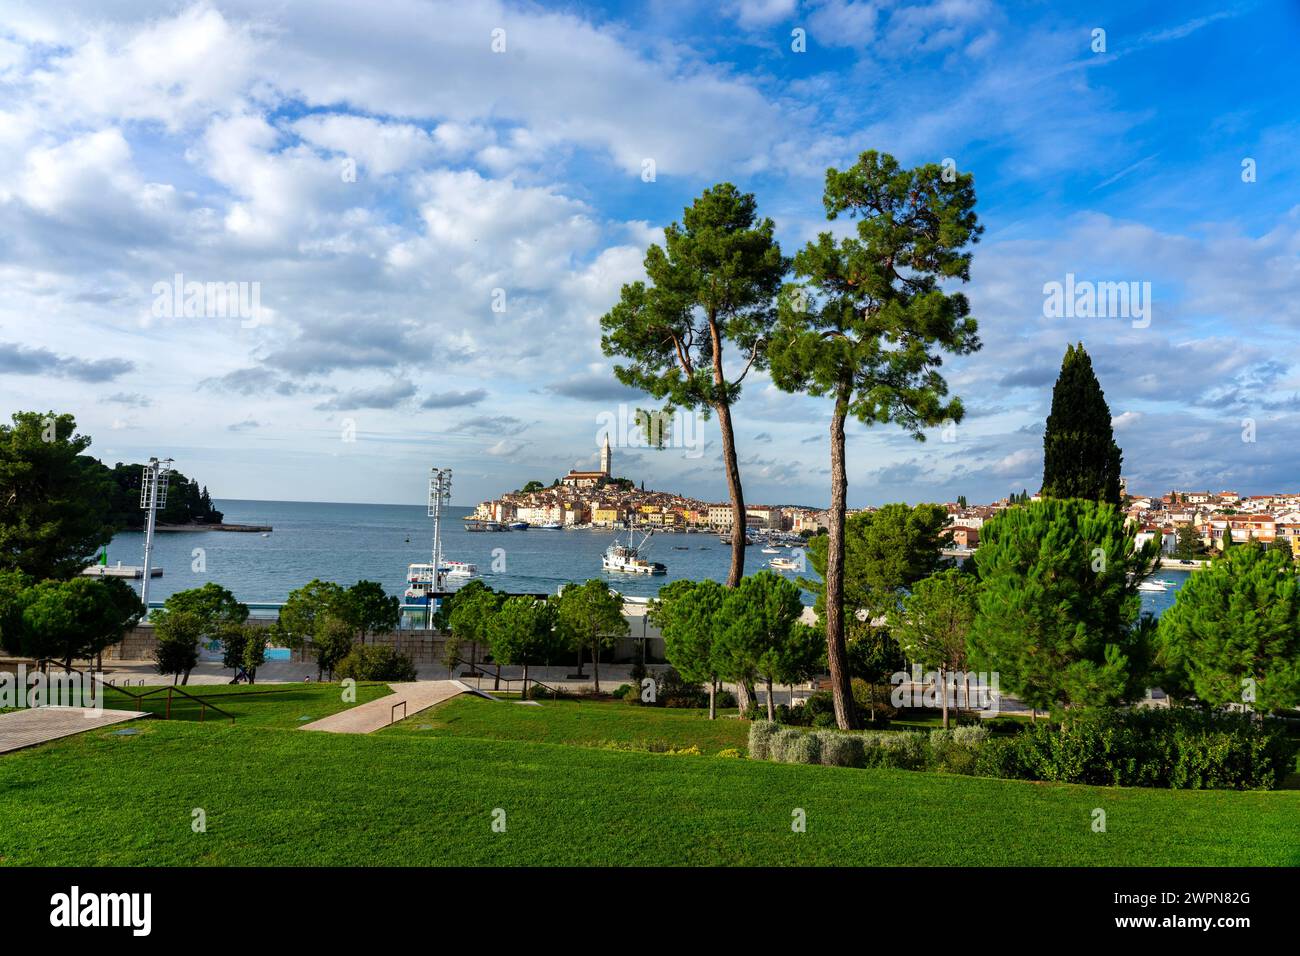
560 434 614 488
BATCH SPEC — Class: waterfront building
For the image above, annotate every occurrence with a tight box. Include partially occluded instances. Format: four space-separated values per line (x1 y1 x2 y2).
707 505 733 529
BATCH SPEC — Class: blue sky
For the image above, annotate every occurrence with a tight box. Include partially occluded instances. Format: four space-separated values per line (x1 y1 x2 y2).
1 0 1298 508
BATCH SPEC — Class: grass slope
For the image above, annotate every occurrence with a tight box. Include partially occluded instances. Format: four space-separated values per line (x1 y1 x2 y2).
2 717 1296 866
96 682 393 729
382 695 751 752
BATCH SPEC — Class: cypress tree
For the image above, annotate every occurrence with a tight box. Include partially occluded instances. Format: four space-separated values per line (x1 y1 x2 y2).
1041 343 1123 504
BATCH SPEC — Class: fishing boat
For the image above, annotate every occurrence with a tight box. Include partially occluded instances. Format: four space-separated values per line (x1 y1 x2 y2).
602 526 666 575
464 517 505 532
508 520 529 530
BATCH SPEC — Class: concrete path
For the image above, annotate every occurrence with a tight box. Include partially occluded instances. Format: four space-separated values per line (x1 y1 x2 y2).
297 680 471 734
0 706 148 754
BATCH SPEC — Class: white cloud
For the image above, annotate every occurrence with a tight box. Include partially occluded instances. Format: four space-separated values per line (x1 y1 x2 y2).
24 5 261 131
727 0 799 29
293 115 437 176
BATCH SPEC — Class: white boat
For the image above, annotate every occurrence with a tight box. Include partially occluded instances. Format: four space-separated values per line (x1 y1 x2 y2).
404 563 440 604
440 560 477 577
1137 581 1167 592
602 527 666 575
761 547 780 554
769 557 800 571
539 522 563 530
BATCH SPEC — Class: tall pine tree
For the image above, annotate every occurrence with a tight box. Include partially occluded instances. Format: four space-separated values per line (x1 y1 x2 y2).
1041 343 1122 504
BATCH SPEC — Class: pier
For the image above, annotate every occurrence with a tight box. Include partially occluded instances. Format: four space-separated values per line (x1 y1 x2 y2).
81 563 163 580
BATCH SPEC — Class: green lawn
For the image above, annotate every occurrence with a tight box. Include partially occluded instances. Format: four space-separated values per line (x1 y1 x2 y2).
1 685 1297 866
382 695 751 753
96 682 394 729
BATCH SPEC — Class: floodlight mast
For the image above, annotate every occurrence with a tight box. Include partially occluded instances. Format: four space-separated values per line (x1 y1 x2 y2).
139 457 173 614
427 468 452 628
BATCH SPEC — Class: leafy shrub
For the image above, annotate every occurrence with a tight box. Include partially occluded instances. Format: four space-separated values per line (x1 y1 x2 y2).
611 683 632 699
715 748 743 759
335 645 417 682
804 691 836 723
655 667 709 708
750 707 1292 791
769 728 805 763
811 711 838 729
851 679 898 721
748 720 781 760
716 690 737 709
929 726 985 775
815 731 864 768
524 682 561 700
879 731 928 770
1007 709 1296 790
952 724 990 746
662 745 701 756
973 736 1029 779
783 731 822 766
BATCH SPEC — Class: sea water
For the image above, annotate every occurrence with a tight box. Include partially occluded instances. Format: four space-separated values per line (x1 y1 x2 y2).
105 499 1190 614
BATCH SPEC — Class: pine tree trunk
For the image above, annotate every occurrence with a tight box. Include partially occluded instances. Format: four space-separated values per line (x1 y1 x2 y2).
592 638 600 693
735 679 757 715
715 400 747 588
765 676 775 721
708 679 717 720
940 666 949 729
826 392 858 730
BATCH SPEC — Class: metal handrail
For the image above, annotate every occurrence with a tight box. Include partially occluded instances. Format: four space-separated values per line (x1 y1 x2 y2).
37 660 239 725
447 656 568 701
391 700 407 724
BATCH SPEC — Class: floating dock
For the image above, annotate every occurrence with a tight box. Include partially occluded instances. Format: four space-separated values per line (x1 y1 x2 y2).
81 563 163 579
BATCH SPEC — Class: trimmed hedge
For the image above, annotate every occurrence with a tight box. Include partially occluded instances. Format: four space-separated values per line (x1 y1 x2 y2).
749 709 1297 790
748 721 781 760
813 730 863 768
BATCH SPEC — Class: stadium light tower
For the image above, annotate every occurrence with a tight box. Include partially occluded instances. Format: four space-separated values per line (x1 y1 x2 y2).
139 457 173 614
427 468 452 627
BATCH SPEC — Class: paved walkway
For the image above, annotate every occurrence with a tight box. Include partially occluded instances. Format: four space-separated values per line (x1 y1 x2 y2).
297 680 472 734
0 706 148 754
